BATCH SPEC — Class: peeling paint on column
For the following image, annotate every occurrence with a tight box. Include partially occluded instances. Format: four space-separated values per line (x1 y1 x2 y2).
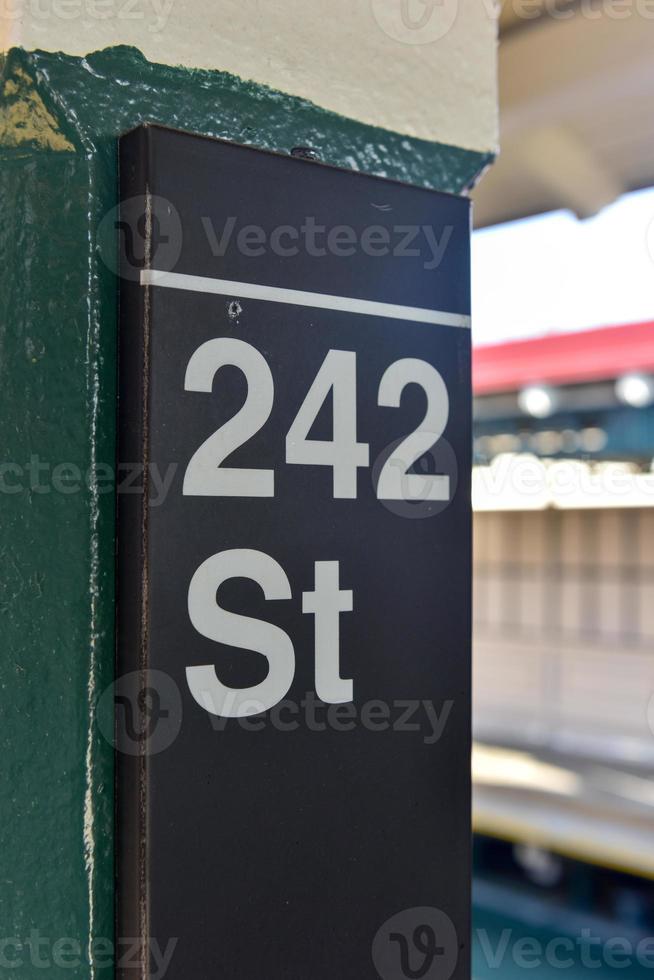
1 65 75 151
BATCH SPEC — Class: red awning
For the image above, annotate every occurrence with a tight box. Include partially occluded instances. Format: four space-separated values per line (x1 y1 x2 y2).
473 322 654 395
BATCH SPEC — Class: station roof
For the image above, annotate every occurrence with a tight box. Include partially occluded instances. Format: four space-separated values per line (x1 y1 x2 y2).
473 321 654 395
474 3 654 227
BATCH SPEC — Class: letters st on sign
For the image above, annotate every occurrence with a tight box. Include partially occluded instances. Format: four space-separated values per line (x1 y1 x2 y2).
116 125 472 980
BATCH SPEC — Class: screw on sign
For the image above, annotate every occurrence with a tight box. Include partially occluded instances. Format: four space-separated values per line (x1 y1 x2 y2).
372 908 459 980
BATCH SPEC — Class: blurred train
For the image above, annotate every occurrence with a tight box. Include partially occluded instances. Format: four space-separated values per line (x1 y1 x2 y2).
470 322 654 969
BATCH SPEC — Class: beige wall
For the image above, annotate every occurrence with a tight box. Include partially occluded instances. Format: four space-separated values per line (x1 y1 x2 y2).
1 0 499 153
474 508 654 762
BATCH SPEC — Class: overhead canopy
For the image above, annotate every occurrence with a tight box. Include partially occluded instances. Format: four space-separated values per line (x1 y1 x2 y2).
472 323 654 465
473 321 654 395
473 1 654 227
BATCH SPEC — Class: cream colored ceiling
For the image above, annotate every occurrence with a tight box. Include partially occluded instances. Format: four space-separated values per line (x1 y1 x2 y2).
474 2 654 226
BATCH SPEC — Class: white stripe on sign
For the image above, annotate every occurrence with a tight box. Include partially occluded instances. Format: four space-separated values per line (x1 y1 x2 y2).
140 269 471 329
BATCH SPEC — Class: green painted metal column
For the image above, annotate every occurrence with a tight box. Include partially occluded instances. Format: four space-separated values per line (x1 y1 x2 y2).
0 18 496 976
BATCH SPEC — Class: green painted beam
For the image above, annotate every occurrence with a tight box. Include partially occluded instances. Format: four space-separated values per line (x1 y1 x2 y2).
0 44 489 977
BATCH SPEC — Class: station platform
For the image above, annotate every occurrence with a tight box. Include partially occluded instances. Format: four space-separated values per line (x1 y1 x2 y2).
473 742 654 879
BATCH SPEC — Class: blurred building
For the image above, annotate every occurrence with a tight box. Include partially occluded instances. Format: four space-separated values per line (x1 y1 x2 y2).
470 5 654 921
471 323 654 882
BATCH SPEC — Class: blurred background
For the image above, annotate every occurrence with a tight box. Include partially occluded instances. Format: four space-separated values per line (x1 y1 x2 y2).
469 2 654 976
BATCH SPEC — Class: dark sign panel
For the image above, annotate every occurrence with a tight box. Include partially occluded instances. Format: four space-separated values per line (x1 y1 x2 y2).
117 125 471 980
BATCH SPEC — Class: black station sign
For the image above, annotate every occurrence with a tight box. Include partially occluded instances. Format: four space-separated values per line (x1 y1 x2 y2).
116 124 471 980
